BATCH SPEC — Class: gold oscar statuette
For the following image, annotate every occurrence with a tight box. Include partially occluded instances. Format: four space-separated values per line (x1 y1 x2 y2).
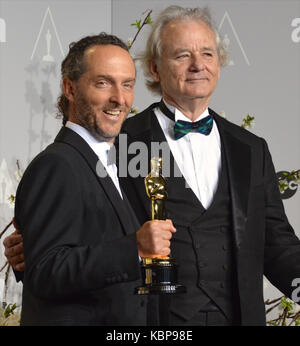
135 157 186 295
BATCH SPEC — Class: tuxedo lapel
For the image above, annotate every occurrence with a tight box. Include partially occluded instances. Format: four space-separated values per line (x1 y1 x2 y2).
55 127 134 235
121 104 159 221
212 111 251 249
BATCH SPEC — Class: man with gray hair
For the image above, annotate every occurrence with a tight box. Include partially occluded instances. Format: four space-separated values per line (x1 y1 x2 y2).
121 5 300 326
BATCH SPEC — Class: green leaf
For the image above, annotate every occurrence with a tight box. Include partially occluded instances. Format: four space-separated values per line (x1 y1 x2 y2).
136 19 142 29
241 114 255 129
4 303 17 319
130 19 142 29
130 107 139 115
281 297 293 311
8 194 15 204
145 15 153 26
278 180 288 193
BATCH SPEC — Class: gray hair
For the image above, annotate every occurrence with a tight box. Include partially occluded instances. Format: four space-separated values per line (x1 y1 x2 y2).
139 6 228 95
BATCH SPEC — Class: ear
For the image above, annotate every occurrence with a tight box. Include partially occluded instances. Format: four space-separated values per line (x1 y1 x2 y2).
62 77 76 103
149 60 160 82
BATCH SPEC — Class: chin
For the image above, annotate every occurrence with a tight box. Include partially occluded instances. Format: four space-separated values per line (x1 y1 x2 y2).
184 92 210 99
103 127 121 139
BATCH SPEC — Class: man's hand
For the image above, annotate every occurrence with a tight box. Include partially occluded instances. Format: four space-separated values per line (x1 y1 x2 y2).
136 219 176 258
3 230 25 272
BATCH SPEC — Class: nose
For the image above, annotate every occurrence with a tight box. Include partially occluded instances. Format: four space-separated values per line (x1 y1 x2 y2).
189 54 205 72
109 86 125 106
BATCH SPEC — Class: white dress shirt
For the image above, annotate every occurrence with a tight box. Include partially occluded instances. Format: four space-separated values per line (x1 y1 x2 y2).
65 121 123 199
154 101 221 209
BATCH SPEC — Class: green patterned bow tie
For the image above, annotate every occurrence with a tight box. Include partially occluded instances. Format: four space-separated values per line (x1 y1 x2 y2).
173 116 213 140
158 100 213 140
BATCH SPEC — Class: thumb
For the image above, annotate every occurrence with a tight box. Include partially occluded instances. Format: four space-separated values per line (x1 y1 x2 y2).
165 219 176 232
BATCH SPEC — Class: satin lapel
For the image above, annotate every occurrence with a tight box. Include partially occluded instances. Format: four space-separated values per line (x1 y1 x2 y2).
131 130 152 221
55 127 133 235
212 112 251 249
121 105 159 221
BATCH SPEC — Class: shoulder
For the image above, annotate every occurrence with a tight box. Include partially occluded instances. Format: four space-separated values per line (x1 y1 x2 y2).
15 142 83 213
210 108 266 148
122 102 159 135
21 142 80 184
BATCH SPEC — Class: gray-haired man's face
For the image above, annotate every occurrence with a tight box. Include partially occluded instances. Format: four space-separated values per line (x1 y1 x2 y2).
151 19 221 109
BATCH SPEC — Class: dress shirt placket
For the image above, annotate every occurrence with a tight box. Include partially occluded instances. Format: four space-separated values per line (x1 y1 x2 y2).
184 133 202 199
189 132 207 207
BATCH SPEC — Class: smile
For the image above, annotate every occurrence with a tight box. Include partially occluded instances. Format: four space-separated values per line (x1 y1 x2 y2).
104 110 122 118
185 78 208 82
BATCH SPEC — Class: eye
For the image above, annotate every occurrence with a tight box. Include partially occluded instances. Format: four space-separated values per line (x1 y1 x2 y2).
123 82 134 89
176 54 189 60
96 80 108 87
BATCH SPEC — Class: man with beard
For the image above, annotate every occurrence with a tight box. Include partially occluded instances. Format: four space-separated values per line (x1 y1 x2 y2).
10 33 175 326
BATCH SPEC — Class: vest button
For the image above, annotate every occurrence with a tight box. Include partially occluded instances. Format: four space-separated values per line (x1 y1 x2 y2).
199 280 206 286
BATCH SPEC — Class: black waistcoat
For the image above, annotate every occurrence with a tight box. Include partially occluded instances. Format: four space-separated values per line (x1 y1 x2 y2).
149 114 239 322
120 112 240 324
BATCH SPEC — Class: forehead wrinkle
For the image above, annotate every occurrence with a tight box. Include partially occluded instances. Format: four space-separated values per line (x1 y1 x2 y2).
161 22 217 54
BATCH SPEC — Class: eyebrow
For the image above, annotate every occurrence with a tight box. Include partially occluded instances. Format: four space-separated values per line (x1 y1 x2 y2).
173 46 216 55
201 47 216 52
173 48 190 55
94 75 136 82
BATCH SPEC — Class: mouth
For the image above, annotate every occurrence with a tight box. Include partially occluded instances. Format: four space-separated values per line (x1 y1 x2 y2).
103 109 123 120
185 77 208 82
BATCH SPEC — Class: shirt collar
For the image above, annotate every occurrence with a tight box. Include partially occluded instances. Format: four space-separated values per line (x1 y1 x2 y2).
163 99 209 123
65 121 111 165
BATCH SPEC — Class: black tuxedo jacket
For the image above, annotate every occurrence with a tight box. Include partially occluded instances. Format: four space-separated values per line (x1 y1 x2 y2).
120 103 300 325
15 127 146 326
